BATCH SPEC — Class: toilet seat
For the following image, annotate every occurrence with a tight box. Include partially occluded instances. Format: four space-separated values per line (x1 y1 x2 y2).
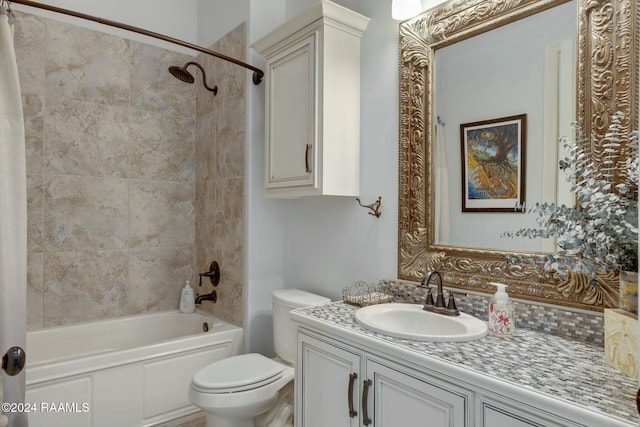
192 353 285 394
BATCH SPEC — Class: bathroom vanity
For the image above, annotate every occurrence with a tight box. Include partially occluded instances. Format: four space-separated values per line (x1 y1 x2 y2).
291 302 637 427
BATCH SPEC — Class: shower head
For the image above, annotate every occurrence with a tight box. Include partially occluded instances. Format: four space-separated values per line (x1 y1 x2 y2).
168 61 217 95
168 65 195 83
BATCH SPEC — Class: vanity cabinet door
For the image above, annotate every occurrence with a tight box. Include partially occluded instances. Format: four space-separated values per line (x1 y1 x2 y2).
364 358 469 427
296 333 361 427
478 395 582 427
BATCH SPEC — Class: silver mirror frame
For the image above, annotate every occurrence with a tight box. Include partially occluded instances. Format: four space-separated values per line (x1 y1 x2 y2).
398 0 638 311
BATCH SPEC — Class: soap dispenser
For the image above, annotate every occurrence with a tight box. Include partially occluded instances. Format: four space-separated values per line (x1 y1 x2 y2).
488 282 515 336
180 280 195 313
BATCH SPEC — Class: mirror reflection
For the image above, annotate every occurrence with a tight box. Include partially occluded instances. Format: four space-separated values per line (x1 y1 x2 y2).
433 0 576 251
399 0 636 310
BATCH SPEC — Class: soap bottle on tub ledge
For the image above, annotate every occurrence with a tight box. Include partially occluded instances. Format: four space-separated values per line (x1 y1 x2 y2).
180 280 196 313
488 282 515 336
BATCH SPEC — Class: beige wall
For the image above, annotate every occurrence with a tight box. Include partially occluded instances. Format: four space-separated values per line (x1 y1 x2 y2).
15 12 245 330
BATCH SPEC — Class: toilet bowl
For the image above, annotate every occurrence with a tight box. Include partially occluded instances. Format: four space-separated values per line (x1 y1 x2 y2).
189 289 330 427
189 353 294 427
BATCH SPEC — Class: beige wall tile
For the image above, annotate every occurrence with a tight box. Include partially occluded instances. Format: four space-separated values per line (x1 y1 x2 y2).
130 42 196 116
45 176 128 251
14 13 45 95
23 94 44 176
215 98 245 179
213 177 244 255
128 246 194 313
195 179 215 248
45 100 130 177
195 54 219 117
128 109 195 182
195 110 216 182
194 246 219 310
211 24 245 106
27 253 44 330
212 247 243 326
45 19 131 105
129 180 195 248
43 250 129 326
26 175 44 253
195 247 243 326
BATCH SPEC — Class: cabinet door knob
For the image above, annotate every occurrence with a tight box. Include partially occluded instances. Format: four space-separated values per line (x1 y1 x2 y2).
362 379 372 426
348 373 358 418
305 144 312 173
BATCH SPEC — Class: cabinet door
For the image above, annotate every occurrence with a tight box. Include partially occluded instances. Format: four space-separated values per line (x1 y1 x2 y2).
297 333 360 427
483 405 545 427
365 359 469 427
265 33 316 190
479 397 581 427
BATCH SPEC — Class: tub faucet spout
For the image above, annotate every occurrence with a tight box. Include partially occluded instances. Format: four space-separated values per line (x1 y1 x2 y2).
195 291 217 305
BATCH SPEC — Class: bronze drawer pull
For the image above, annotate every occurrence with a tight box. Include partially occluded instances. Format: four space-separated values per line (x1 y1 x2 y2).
305 144 312 173
362 379 372 426
348 373 358 418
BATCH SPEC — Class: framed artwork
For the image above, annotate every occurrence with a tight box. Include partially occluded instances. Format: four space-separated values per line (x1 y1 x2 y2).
460 114 526 212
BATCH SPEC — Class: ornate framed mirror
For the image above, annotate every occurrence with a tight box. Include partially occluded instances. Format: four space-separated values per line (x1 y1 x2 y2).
398 0 638 311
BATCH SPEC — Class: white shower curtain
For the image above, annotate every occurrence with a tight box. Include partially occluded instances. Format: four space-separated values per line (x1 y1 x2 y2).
434 122 450 243
0 5 28 427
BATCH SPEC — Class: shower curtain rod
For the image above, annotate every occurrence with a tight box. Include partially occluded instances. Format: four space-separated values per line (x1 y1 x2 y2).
9 0 264 84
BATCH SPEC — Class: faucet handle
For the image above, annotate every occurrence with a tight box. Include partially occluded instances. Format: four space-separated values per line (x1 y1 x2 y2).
434 290 446 310
424 287 435 307
446 293 458 312
198 261 220 287
423 289 435 311
445 291 465 316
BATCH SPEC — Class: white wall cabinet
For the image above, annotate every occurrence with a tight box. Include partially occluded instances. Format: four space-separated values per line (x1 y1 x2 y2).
296 331 471 427
253 1 369 198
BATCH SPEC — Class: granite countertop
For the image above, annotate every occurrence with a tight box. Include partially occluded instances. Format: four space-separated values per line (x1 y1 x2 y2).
292 302 638 426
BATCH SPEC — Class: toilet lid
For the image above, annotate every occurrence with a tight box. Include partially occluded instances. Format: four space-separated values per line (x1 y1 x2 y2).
192 353 285 393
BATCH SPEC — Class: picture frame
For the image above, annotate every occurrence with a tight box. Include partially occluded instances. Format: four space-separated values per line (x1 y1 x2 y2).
460 114 526 212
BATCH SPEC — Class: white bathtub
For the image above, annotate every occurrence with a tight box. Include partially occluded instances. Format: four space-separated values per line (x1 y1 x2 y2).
25 311 243 427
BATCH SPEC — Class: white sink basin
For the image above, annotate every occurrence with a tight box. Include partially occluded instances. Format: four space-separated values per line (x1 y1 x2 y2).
354 303 488 342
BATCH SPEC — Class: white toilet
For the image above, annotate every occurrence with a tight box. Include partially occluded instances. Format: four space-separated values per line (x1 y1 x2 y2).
189 289 330 427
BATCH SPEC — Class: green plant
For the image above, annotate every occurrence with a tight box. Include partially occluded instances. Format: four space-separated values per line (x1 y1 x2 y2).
503 112 638 283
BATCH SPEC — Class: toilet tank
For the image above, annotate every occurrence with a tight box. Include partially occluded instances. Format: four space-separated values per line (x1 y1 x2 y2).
272 289 330 364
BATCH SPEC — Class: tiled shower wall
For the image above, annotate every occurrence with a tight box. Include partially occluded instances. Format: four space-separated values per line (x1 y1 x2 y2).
15 12 245 330
193 25 246 327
